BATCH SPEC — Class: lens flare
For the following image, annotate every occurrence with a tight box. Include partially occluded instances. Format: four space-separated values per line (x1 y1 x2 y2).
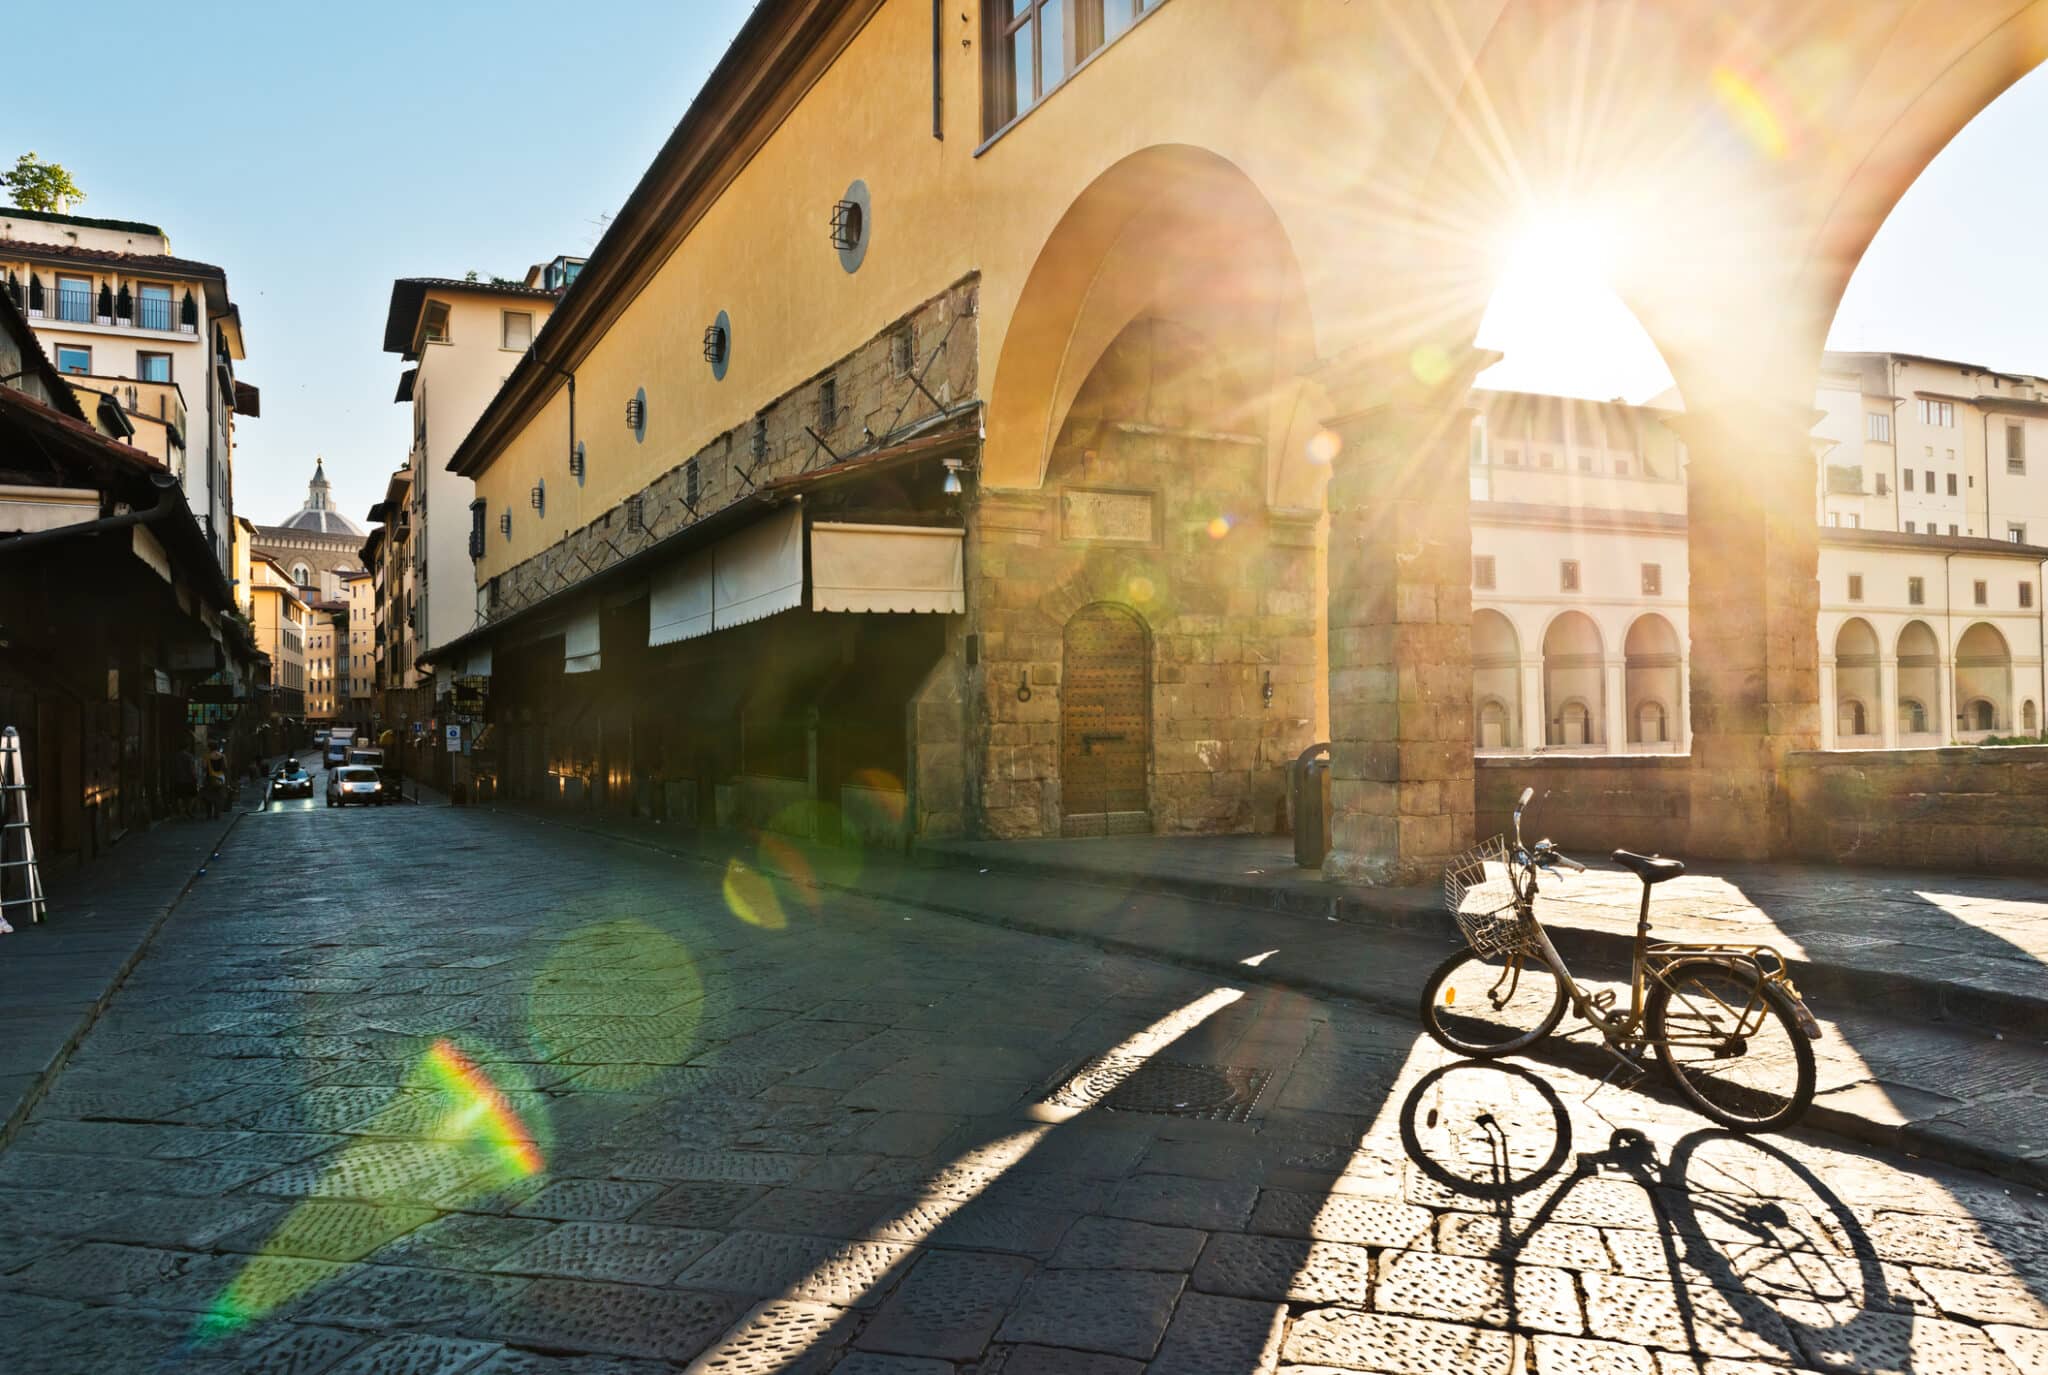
423 1039 544 1177
1305 428 1342 464
1206 515 1233 540
1408 343 1454 387
193 1040 544 1344
723 857 787 930
1710 64 1789 160
1126 575 1156 604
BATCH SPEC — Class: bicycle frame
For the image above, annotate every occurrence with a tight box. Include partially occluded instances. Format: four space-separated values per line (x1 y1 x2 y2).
1496 789 1802 1055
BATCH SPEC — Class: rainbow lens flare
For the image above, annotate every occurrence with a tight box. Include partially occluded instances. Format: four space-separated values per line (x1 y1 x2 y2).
193 1039 543 1343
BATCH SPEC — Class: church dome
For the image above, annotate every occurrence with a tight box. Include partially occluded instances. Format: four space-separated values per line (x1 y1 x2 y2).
279 460 364 537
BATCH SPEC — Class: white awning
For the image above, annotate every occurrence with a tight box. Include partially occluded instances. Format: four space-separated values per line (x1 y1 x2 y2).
648 551 714 647
564 605 601 674
646 506 804 647
811 522 965 614
715 505 804 630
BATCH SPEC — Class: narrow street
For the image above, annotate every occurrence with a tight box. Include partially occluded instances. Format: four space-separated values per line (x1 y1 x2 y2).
0 797 2039 1372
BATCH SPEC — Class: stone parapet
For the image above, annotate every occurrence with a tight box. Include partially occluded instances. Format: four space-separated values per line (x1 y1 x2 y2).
1783 743 2048 872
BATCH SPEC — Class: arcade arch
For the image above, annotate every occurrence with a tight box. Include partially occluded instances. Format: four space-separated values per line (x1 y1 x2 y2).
1542 612 1604 750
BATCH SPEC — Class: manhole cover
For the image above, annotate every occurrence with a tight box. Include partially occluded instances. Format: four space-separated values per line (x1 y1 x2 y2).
1043 1056 1269 1123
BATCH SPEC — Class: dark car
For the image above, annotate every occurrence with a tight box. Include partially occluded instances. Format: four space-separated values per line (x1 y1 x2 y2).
271 765 313 799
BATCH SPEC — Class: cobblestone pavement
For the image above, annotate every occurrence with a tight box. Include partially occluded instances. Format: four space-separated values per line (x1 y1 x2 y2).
0 803 2042 1373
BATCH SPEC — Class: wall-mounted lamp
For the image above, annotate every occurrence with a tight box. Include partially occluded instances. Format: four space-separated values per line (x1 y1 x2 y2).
1016 670 1032 703
942 457 966 496
499 510 512 538
570 441 586 481
530 479 546 515
1261 669 1274 708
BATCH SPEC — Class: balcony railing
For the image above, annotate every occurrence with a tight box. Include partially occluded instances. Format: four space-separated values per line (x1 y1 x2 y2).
20 285 193 332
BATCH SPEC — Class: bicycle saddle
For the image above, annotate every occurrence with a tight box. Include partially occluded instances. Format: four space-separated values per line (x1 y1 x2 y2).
1612 849 1685 884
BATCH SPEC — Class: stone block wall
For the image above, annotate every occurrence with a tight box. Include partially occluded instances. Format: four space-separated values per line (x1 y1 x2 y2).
1475 755 1691 855
484 276 980 620
970 317 1318 839
1782 745 2048 872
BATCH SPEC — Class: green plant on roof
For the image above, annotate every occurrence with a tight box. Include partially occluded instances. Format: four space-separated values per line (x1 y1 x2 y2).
3 153 86 213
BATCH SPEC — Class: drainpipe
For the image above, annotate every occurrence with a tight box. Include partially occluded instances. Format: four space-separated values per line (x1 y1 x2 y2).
931 0 944 140
0 470 180 557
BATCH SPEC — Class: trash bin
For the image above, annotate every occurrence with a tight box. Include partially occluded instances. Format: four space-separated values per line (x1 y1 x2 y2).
1290 741 1331 868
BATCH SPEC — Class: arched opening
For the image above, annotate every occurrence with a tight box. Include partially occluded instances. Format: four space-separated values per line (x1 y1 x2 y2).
1623 613 1682 750
1954 622 2011 738
1833 618 1881 745
2026 700 2040 735
1472 609 1520 750
1060 603 1151 836
292 562 312 587
1542 611 1603 749
1897 620 1941 744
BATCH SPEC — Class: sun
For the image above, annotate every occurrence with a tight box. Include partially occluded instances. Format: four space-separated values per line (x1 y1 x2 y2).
1475 207 1674 404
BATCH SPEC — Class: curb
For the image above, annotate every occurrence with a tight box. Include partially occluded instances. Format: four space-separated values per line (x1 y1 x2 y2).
0 806 246 1150
488 808 2047 1192
913 844 2048 1038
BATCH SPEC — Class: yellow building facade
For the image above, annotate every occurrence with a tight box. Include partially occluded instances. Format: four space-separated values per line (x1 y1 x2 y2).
445 0 2048 871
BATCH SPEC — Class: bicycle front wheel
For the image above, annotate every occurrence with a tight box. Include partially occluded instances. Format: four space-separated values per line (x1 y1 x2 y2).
1419 947 1567 1057
1647 958 1815 1132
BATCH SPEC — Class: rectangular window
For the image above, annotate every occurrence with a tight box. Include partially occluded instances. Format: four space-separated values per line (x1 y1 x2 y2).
1536 449 1556 469
1904 521 1915 534
1908 576 1925 605
422 300 451 344
54 344 90 375
1560 559 1581 592
1472 555 1495 590
1947 473 1958 496
819 376 837 431
55 274 92 323
1612 456 1630 476
1847 573 1863 602
2022 582 2036 609
1875 473 1888 495
2008 423 2027 475
1903 469 1914 492
1917 398 1956 427
137 351 171 383
1949 524 1959 536
1924 469 1935 492
1498 442 1523 467
1827 512 1840 527
2011 524 2028 544
1974 580 1988 607
501 311 533 351
1866 411 1891 442
1848 514 1861 528
137 284 173 331
1640 563 1661 595
1576 452 1595 473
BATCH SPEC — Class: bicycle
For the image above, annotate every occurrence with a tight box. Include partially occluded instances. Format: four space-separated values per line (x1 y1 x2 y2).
1420 787 1822 1132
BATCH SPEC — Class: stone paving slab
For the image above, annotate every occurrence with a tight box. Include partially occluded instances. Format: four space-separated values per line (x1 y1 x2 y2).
0 799 2041 1372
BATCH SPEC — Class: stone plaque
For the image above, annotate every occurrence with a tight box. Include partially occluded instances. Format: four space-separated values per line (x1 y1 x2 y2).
1061 488 1155 544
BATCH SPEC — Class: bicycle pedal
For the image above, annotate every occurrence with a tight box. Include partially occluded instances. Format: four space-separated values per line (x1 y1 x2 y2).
1584 1044 1647 1103
1588 989 1617 1012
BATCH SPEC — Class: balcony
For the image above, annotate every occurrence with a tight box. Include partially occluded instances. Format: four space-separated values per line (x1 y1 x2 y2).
15 279 197 334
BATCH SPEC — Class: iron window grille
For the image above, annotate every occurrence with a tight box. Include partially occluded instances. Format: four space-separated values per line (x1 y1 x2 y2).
829 199 863 251
751 416 768 463
626 495 645 532
625 395 644 429
818 377 837 431
892 326 915 376
1472 556 1495 590
685 457 700 507
531 481 545 515
500 511 512 539
702 322 727 367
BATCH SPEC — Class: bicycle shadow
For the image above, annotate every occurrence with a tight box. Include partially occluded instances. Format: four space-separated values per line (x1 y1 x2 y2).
1396 1059 1984 1370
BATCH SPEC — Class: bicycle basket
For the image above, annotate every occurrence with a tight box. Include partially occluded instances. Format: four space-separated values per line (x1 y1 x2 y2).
1441 835 1530 957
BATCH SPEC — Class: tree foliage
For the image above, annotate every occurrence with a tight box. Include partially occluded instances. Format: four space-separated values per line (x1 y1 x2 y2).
3 153 86 213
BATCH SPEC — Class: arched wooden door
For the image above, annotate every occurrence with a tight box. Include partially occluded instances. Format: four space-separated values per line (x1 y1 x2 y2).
1061 604 1150 836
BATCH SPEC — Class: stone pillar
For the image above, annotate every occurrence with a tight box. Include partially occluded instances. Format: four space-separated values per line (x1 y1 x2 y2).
1677 660 1692 753
1319 348 1494 885
1879 658 1899 749
1603 659 1628 753
1519 659 1545 753
1938 650 1954 743
1673 402 1821 858
1818 662 1836 749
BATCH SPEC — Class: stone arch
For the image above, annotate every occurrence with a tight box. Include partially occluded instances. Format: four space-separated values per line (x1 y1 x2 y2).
983 145 1318 504
1897 620 1941 741
1472 608 1521 750
1955 621 2012 736
1623 613 1681 747
1542 611 1604 749
1834 618 1881 741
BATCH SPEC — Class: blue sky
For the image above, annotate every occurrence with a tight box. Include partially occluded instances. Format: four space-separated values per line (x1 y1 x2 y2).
0 0 756 524
5 5 2046 520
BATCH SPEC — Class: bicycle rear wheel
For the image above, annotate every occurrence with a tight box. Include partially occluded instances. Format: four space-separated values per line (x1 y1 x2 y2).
1419 948 1567 1057
1647 958 1815 1132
